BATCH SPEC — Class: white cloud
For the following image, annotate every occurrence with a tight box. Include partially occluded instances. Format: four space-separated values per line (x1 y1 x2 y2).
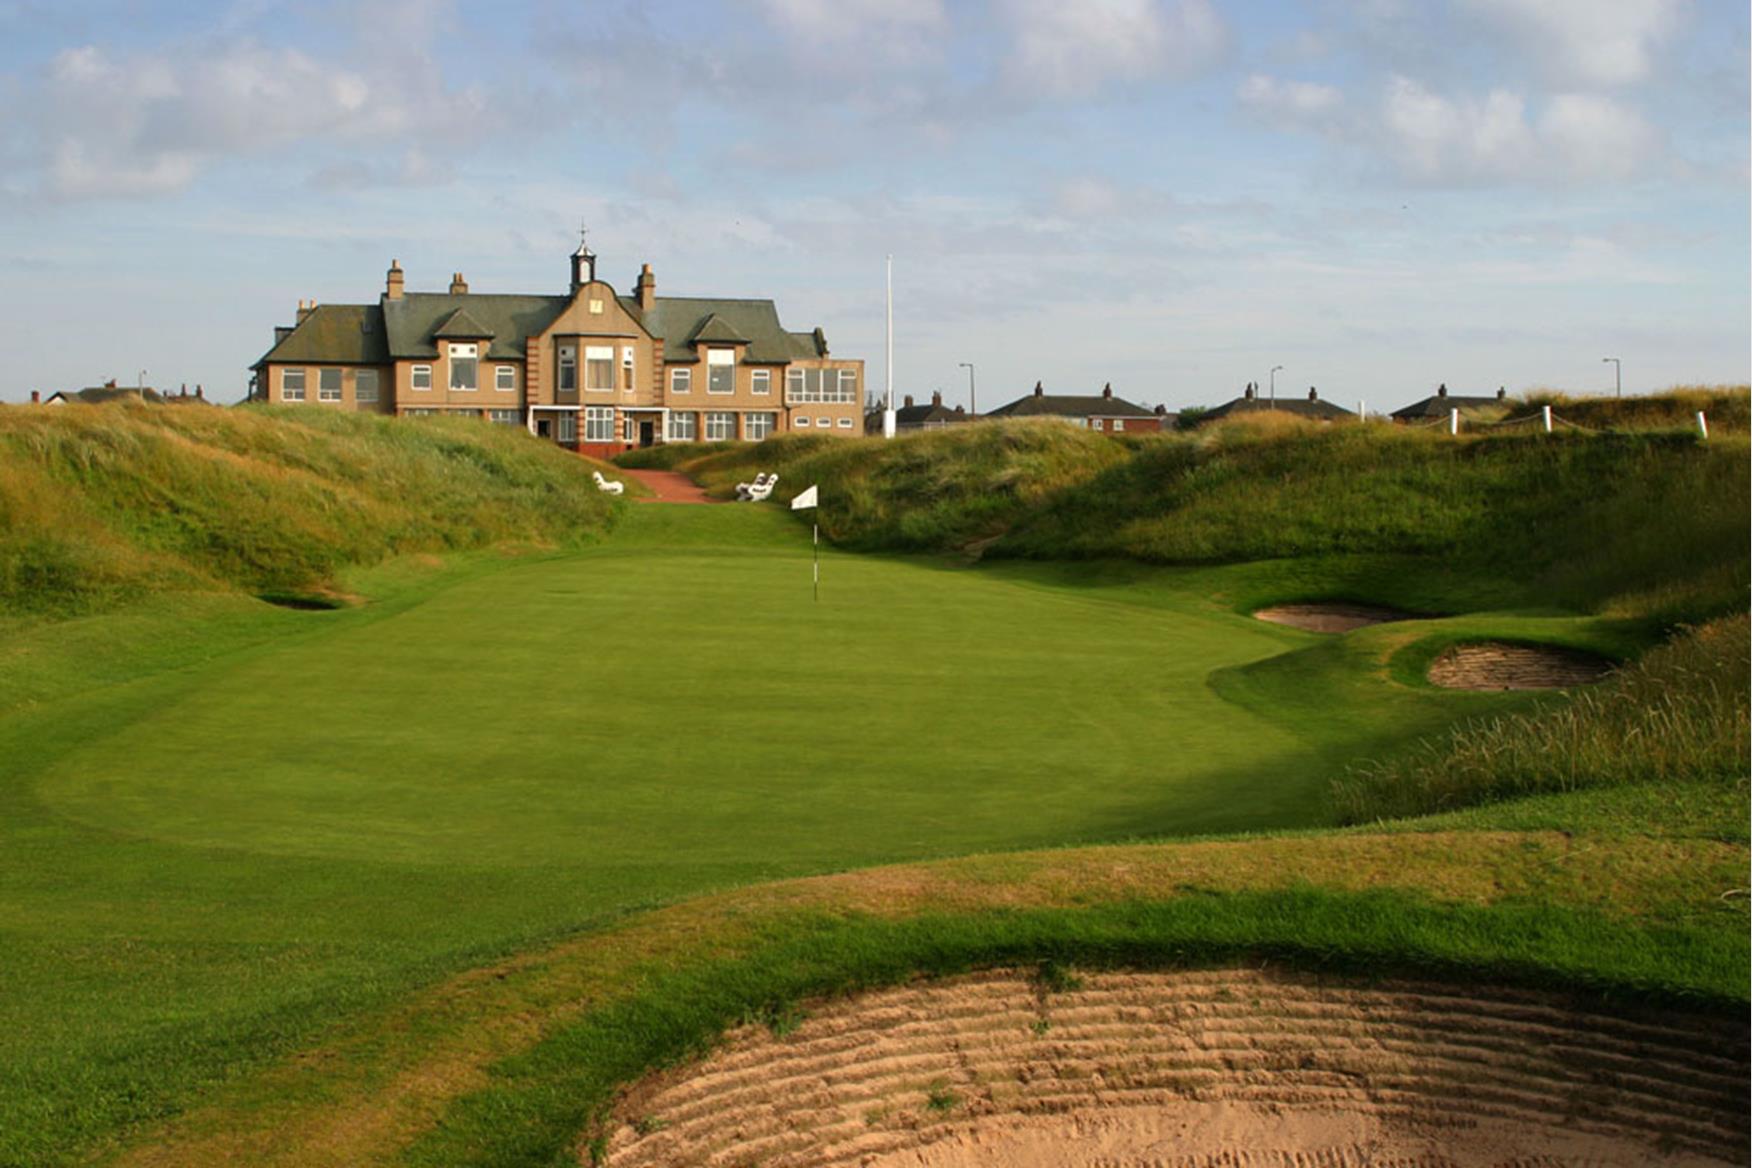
1460 0 1682 86
1379 76 1658 183
1237 74 1344 131
998 0 1226 97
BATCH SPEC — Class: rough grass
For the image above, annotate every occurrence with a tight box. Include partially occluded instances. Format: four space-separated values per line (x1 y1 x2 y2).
1519 385 1749 433
1335 614 1751 822
611 441 739 469
0 404 617 615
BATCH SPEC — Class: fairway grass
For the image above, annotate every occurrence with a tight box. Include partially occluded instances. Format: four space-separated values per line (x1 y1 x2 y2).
0 503 1742 1166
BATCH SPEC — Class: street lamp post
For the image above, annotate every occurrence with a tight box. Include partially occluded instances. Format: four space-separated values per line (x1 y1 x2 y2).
1602 356 1621 398
1269 365 1283 405
958 362 976 415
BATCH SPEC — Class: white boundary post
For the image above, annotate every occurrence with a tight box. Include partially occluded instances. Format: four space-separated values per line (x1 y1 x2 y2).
1696 411 1709 439
1449 407 1459 435
1542 405 1552 433
1357 400 1365 422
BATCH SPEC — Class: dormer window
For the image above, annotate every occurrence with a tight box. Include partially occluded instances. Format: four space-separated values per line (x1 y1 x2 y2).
450 343 478 391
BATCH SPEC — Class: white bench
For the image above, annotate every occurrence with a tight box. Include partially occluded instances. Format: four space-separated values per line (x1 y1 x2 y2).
592 470 624 496
736 472 773 501
743 472 778 502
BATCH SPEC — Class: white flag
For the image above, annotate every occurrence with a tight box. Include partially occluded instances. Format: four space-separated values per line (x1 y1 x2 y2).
790 484 819 511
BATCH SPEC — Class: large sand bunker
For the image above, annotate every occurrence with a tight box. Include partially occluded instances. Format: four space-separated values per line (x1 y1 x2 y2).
1429 642 1616 690
598 968 1747 1168
1254 603 1416 632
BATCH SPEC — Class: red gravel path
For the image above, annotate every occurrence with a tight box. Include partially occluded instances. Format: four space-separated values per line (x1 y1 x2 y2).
623 469 721 504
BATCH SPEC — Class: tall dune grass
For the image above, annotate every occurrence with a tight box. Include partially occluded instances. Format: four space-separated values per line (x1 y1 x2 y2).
0 404 616 615
1333 615 1750 822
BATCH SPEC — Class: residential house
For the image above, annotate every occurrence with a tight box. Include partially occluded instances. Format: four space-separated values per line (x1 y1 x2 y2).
1191 384 1355 426
251 242 865 458
894 391 974 432
986 382 1169 433
1390 384 1508 423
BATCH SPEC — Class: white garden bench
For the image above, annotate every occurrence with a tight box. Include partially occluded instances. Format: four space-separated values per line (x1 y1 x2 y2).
592 471 624 496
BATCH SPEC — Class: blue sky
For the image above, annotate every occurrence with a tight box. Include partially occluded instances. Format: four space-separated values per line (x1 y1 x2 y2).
0 0 1745 410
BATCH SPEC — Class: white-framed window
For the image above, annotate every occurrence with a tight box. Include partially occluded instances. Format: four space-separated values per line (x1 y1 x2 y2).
411 364 431 391
784 368 857 403
816 417 830 428
585 406 615 442
795 415 810 428
621 347 634 392
751 369 770 395
744 412 776 440
837 417 853 429
495 365 515 392
557 412 577 443
667 411 696 441
705 411 737 441
1112 419 1125 431
281 368 306 401
450 343 478 391
838 369 858 400
405 407 437 417
786 368 804 400
707 348 735 394
584 346 614 392
356 369 379 403
670 367 691 395
623 415 638 442
489 409 520 425
557 346 576 392
319 368 342 402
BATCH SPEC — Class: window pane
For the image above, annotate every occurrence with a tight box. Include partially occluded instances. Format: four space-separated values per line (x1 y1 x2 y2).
751 369 770 395
558 347 576 391
496 366 514 391
670 368 690 394
557 413 577 442
451 358 477 391
412 365 431 390
282 369 305 400
785 369 804 402
356 370 379 402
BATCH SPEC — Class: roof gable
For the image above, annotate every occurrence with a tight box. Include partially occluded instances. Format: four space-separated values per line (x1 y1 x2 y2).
632 296 823 363
432 306 495 339
382 293 567 360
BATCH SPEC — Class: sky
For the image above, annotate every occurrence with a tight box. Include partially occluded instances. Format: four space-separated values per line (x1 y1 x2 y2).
0 0 1746 411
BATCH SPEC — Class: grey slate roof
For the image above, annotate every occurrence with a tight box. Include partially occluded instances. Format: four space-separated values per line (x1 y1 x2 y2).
896 398 972 427
1390 388 1506 419
1196 393 1355 424
988 384 1157 419
431 306 496 340
383 293 566 360
47 386 166 404
627 296 825 364
255 303 392 366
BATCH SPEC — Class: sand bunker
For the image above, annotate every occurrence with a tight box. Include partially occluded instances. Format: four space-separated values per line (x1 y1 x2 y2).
596 968 1747 1168
1253 603 1415 633
1429 642 1615 690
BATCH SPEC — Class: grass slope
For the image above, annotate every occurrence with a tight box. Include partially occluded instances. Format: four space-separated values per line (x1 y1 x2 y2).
0 403 618 616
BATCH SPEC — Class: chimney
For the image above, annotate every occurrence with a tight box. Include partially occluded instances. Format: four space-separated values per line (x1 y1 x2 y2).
449 272 468 295
1155 404 1167 416
30 390 39 403
1308 387 1318 401
296 299 316 325
1436 383 1448 397
1244 384 1255 400
931 390 941 407
1102 382 1113 400
1496 386 1506 400
180 383 188 397
386 259 404 301
955 405 965 414
904 394 915 408
1033 380 1044 397
636 263 656 312
196 385 204 400
105 378 117 389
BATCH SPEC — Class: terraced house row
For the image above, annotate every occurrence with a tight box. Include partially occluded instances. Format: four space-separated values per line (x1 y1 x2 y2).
252 241 865 458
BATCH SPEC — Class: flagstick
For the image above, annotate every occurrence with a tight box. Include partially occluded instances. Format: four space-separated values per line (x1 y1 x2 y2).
812 522 820 602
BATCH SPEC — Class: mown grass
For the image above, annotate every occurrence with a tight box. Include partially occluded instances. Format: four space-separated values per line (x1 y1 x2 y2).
0 403 617 615
1335 614 1751 822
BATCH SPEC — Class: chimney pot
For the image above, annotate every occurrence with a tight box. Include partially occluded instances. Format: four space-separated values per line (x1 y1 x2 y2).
636 262 656 311
1308 387 1318 401
1496 386 1506 399
196 385 204 399
904 394 914 408
1437 383 1448 397
1033 380 1043 397
1102 382 1113 399
1155 404 1166 415
931 390 941 406
1244 384 1255 400
30 390 40 403
450 272 468 295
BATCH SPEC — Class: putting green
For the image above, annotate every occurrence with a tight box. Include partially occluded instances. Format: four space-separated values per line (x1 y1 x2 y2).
37 507 1323 869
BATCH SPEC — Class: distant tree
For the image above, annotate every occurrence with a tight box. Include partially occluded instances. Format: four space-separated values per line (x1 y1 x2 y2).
1175 406 1209 431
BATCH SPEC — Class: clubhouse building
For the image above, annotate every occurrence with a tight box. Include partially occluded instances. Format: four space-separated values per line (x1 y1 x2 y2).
252 242 865 458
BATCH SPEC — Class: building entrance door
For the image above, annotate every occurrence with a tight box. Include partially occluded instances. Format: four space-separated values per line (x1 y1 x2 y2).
536 418 552 439
639 420 655 447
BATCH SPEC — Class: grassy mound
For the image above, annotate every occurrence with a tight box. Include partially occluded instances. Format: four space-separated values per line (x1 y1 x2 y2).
1521 384 1748 433
1336 614 1750 822
0 404 617 616
611 441 739 469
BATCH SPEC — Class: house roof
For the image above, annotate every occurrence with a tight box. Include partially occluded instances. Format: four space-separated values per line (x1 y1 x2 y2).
431 306 496 340
987 384 1158 419
1390 390 1506 419
383 293 567 361
255 303 394 366
628 296 825 364
46 386 165 404
896 399 972 426
1196 393 1355 424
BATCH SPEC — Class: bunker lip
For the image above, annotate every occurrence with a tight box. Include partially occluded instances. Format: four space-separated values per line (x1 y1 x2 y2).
1253 601 1419 633
1429 641 1616 690
596 967 1747 1168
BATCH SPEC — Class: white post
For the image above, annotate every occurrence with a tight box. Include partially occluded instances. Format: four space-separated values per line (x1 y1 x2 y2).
882 255 896 440
1696 411 1708 439
1449 407 1459 435
1357 400 1365 423
1542 404 1552 433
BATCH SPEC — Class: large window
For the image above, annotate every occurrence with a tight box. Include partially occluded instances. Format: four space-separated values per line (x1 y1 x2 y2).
319 368 342 402
556 412 577 443
557 346 576 392
784 368 857 403
281 368 306 401
705 411 737 441
744 412 776 440
751 369 770 395
666 411 696 441
585 346 615 392
356 369 379 403
495 365 515 392
585 406 615 442
411 365 431 391
707 349 734 394
449 343 478 391
670 368 691 395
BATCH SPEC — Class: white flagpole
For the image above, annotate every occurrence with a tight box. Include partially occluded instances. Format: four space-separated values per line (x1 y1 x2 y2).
883 255 896 439
813 522 819 602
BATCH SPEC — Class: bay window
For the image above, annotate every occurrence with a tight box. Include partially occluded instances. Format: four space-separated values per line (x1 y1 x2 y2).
585 346 614 392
